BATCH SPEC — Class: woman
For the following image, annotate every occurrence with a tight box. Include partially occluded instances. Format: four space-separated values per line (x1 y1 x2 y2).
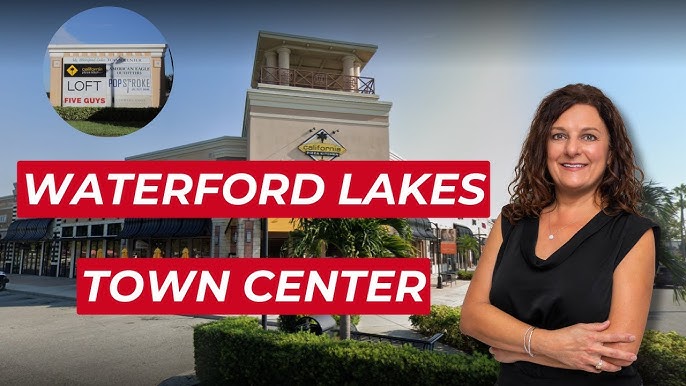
460 84 658 385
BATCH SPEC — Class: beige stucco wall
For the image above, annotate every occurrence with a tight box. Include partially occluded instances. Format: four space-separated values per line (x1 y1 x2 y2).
49 56 63 106
0 195 14 238
247 115 389 160
245 85 391 161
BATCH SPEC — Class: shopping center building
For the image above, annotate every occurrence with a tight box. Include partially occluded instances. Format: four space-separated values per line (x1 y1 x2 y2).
0 31 484 278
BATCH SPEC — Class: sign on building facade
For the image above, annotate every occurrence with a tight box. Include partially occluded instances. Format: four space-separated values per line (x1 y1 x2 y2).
62 57 152 108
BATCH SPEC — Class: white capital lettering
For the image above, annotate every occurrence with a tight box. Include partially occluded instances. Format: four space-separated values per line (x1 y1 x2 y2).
291 174 324 205
110 270 144 302
134 174 162 205
245 270 273 302
108 174 136 205
84 270 111 302
431 174 460 205
69 174 103 205
458 173 486 205
163 174 193 205
367 270 395 302
339 174 362 205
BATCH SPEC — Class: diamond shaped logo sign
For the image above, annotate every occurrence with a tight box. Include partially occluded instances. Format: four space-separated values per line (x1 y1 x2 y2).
298 129 347 161
66 65 78 76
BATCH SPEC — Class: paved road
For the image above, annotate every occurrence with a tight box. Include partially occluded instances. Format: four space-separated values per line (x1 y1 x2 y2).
1 277 682 386
1 291 208 386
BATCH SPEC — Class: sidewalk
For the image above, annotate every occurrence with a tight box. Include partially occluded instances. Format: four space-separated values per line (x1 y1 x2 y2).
5 272 470 336
5 272 471 385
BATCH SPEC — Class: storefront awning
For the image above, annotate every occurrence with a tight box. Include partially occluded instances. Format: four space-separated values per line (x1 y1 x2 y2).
268 218 298 232
455 224 474 238
174 219 211 237
137 219 161 238
118 218 143 238
153 219 183 237
119 218 210 238
3 220 26 242
3 218 53 242
408 218 435 240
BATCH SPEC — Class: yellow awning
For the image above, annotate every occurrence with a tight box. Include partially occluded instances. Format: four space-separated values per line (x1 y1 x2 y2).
268 218 299 232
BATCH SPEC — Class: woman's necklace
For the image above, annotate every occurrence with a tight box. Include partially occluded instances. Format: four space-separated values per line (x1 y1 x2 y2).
547 214 577 240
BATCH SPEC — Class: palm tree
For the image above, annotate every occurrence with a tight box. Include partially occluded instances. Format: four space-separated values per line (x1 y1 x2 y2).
284 218 416 339
640 182 674 230
456 234 479 269
640 181 686 301
673 184 686 259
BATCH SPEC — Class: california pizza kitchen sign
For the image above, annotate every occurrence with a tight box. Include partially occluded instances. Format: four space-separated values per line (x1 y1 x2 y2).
298 129 347 161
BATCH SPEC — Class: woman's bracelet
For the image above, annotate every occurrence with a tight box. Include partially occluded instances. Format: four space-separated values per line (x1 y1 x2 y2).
523 326 536 357
526 327 536 357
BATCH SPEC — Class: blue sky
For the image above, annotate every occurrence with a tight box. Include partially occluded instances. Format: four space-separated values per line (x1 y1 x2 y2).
2 1 686 225
44 6 174 90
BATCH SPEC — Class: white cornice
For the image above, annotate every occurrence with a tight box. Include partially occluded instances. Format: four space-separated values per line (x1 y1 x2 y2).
126 136 247 160
248 112 387 127
247 87 392 116
48 44 167 54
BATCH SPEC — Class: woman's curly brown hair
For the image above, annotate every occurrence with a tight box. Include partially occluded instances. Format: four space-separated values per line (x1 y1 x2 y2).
503 84 644 223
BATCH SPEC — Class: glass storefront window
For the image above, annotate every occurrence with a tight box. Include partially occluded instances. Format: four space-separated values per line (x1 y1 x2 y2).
171 239 180 257
62 226 73 237
90 240 104 258
192 238 211 258
59 241 73 278
76 226 88 237
106 239 120 258
107 223 122 236
91 224 104 237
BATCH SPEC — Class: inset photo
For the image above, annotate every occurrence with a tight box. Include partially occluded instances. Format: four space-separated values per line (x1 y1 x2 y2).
44 7 174 137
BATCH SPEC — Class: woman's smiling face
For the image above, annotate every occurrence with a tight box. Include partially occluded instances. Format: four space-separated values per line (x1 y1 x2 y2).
546 103 611 196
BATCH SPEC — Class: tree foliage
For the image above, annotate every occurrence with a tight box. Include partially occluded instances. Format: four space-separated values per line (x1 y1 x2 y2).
281 218 417 339
284 218 416 258
640 181 686 301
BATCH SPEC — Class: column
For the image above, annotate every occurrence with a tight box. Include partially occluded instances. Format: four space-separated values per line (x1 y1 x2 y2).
151 52 164 107
264 51 277 83
276 47 291 86
354 61 361 92
49 52 63 106
342 55 356 91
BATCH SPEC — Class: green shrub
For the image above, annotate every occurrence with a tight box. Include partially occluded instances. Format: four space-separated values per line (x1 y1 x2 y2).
411 305 686 386
456 270 474 280
277 314 307 332
636 330 686 386
332 314 361 327
410 305 489 355
194 316 498 385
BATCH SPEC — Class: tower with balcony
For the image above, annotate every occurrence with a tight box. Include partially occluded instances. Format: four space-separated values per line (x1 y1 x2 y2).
244 31 392 161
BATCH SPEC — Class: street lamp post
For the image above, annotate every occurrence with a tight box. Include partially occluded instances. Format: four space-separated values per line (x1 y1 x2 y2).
429 221 442 289
260 218 268 330
109 56 125 108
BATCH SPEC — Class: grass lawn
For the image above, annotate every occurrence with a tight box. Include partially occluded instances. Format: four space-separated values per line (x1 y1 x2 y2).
67 120 148 137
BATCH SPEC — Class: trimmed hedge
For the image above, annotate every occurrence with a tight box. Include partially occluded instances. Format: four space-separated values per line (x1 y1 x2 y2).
456 270 474 280
636 330 686 386
54 106 161 122
410 305 489 355
194 316 499 385
411 305 686 386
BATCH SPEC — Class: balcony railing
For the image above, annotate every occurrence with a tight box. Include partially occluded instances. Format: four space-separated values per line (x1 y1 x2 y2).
260 66 375 94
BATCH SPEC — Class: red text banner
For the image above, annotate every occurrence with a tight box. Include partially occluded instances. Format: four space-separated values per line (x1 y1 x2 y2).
16 160 489 218
76 258 431 315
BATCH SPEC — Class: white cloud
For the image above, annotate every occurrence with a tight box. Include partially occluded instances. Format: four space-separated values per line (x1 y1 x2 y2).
50 26 81 44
